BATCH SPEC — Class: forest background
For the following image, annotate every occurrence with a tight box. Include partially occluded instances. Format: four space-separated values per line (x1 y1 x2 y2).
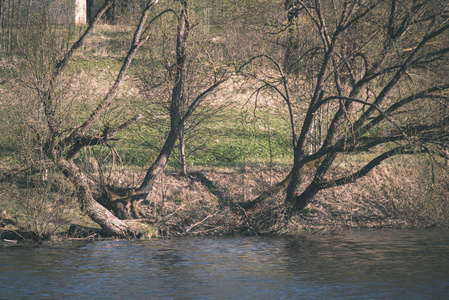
1 0 449 241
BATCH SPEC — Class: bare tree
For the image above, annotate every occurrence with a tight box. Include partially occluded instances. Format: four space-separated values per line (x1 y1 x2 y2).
137 1 230 177
6 0 161 236
240 0 449 215
135 0 227 192
4 0 228 237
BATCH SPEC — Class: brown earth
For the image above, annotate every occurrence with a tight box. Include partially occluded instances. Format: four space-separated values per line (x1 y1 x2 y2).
1 160 448 243
129 161 449 237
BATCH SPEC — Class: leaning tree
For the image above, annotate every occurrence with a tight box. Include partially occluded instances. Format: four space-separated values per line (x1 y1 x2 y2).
9 0 226 237
34 0 160 236
240 0 449 214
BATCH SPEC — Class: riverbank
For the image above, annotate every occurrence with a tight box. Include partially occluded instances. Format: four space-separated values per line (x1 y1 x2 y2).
2 158 448 243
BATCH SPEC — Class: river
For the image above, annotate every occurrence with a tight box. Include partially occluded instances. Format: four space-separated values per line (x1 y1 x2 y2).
1 229 448 299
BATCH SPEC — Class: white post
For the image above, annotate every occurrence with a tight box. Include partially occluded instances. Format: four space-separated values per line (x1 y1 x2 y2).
75 0 87 25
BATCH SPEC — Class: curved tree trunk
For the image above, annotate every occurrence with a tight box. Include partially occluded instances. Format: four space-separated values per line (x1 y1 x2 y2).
135 0 189 199
137 128 179 196
89 0 222 222
40 1 159 234
58 158 130 236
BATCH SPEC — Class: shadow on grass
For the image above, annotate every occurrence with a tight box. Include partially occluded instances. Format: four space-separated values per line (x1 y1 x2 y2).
188 171 229 207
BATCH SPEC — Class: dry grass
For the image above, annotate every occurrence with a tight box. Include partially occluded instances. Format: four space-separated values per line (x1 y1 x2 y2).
101 157 449 237
2 156 448 241
2 22 448 241
281 158 449 234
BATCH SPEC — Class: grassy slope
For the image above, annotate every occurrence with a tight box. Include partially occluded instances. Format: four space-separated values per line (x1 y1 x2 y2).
1 25 448 241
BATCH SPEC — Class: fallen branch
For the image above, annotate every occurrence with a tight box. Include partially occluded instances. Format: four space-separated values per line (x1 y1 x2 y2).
183 210 219 234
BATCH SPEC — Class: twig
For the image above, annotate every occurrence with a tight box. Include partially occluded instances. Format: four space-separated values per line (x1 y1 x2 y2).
184 210 218 234
163 198 203 219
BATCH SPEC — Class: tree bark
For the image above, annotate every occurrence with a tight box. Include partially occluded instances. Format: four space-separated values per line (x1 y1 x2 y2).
283 0 301 74
39 1 160 234
178 124 188 176
138 128 179 196
281 1 449 214
58 157 129 236
136 0 189 197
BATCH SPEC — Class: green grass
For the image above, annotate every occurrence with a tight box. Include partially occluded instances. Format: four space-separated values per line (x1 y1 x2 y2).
104 105 294 169
1 23 297 172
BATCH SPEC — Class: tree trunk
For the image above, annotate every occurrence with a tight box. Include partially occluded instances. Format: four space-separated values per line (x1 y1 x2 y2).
136 0 189 197
39 1 158 234
283 0 300 74
83 192 129 236
58 158 130 236
137 127 179 196
284 153 305 210
105 2 115 24
178 125 188 176
87 0 95 24
75 0 87 25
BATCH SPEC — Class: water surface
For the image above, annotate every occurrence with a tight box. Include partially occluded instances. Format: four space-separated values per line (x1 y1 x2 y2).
1 229 448 299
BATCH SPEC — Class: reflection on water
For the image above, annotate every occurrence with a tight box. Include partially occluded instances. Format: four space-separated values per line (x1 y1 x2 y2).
1 229 448 299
